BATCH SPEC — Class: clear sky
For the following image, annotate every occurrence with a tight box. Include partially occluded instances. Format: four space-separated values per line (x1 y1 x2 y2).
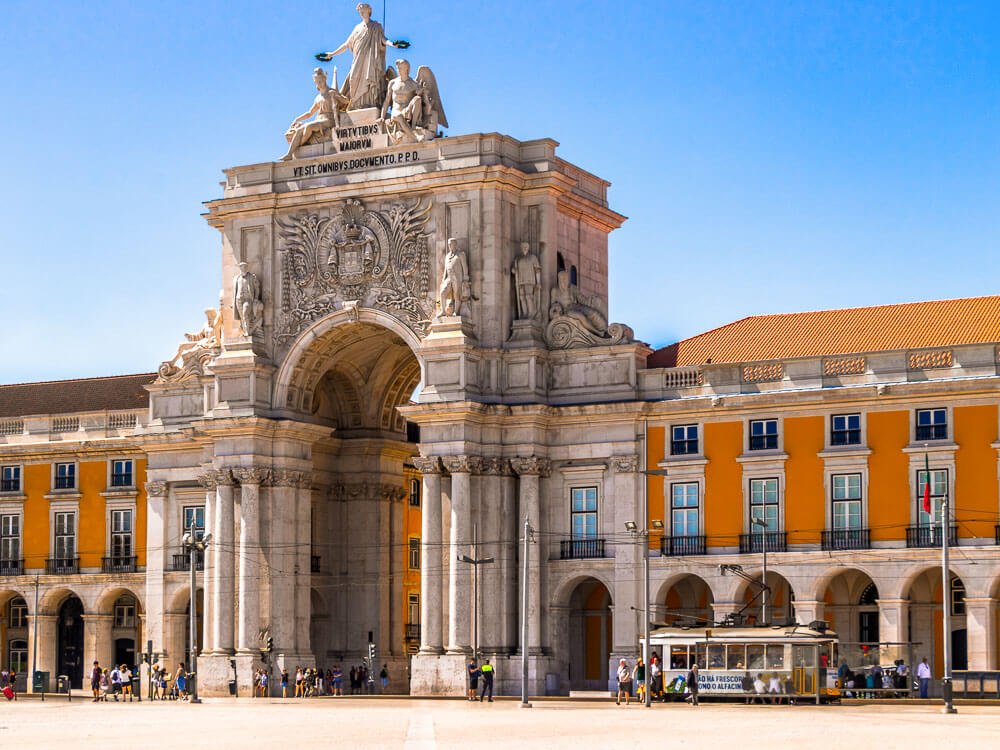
1 1 998 383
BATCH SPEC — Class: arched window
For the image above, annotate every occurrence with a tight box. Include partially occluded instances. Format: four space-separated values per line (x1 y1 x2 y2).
113 595 137 628
570 265 578 286
8 597 27 628
951 577 966 616
556 252 566 273
8 639 27 673
859 583 879 606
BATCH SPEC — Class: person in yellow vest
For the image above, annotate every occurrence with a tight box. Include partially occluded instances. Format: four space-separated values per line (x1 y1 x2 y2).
479 659 495 702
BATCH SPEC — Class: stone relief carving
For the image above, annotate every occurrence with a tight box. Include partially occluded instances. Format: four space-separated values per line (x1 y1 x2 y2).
411 456 442 475
212 469 237 487
441 455 483 475
234 262 264 338
144 481 168 497
281 67 351 161
232 466 272 486
510 456 551 477
276 197 433 346
270 468 307 487
545 270 634 350
511 241 542 321
380 59 447 145
610 454 639 473
157 307 223 382
196 473 218 491
437 237 470 318
480 457 511 476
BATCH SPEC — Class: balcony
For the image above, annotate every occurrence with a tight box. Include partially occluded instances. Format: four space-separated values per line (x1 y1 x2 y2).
739 531 787 554
102 556 137 573
0 479 19 492
311 555 321 573
821 529 871 551
110 473 133 488
46 557 80 574
169 550 204 571
906 525 958 548
0 559 23 576
559 538 606 560
405 624 420 643
660 535 707 556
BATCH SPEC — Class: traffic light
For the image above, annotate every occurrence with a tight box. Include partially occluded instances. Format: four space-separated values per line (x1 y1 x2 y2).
368 642 376 663
265 637 274 652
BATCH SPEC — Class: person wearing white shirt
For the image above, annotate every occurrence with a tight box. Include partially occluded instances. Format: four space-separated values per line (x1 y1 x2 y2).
753 674 767 704
917 657 932 698
768 673 783 704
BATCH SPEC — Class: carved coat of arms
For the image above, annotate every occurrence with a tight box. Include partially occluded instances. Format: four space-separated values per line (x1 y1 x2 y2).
275 198 433 347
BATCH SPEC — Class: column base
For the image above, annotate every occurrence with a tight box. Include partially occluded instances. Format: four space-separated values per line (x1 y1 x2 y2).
234 652 263 696
410 652 554 696
197 653 237 697
410 652 468 696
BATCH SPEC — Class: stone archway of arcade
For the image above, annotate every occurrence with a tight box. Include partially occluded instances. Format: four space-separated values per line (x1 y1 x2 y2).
558 577 613 692
18 584 145 691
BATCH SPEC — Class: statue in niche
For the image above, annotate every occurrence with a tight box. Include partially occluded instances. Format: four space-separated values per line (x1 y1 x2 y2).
281 67 350 161
233 261 264 337
438 238 470 317
380 59 447 144
545 270 634 349
317 2 402 111
511 241 542 320
158 307 223 380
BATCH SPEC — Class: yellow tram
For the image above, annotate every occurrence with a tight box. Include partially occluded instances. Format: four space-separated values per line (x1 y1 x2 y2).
643 626 840 703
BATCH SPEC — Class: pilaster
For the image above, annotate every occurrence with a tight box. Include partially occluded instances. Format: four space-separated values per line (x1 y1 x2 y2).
511 456 550 654
414 457 444 654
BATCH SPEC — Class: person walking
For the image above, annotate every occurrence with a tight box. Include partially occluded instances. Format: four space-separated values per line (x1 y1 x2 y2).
467 658 480 701
479 659 495 702
615 658 631 705
121 665 134 702
917 657 932 699
109 663 123 702
380 664 389 692
632 658 646 703
99 668 110 701
686 663 700 706
90 661 102 702
280 668 289 698
649 654 662 700
295 666 304 697
332 665 343 696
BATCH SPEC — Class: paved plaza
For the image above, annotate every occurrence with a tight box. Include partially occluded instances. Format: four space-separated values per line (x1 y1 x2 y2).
3 698 1000 749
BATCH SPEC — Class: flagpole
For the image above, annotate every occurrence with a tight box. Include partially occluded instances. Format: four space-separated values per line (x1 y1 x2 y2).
941 482 956 713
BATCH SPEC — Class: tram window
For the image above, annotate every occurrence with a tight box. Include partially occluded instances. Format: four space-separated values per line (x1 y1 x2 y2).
670 646 688 669
727 645 746 670
707 644 725 669
765 645 785 670
746 645 764 670
694 643 707 669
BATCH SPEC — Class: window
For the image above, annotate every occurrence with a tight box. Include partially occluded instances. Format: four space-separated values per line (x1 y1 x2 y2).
0 515 19 562
408 537 420 569
54 462 76 490
54 512 76 560
831 474 862 530
749 478 779 531
183 506 205 540
8 640 27 674
111 459 134 487
671 425 699 455
917 468 948 526
111 509 133 558
670 483 699 536
114 597 137 628
916 409 947 441
749 420 778 451
407 593 420 625
951 578 966 616
570 487 598 539
831 414 862 446
1 466 20 493
409 478 421 507
9 598 27 628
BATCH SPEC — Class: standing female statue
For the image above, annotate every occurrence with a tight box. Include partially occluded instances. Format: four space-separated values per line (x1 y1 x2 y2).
318 3 401 111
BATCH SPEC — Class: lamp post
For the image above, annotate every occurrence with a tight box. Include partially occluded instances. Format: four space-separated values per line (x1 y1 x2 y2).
751 517 768 625
626 516 664 708
457 523 494 664
941 491 957 714
183 531 211 704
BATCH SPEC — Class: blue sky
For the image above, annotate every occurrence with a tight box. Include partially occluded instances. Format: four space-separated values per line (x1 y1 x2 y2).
1 1 998 382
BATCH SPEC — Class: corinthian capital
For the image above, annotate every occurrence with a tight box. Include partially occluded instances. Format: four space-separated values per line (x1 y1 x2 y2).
196 473 217 491
480 457 511 476
611 454 639 473
233 466 271 486
441 455 483 475
411 456 442 475
144 480 168 497
510 456 551 478
270 468 305 487
212 469 237 486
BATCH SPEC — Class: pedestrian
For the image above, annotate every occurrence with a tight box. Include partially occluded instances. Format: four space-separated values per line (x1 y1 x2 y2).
768 672 783 704
5 671 15 701
109 663 122 702
325 669 333 696
479 659 494 702
615 658 631 705
121 664 133 702
686 663 699 706
917 657 932 699
380 664 389 692
295 666 304 697
91 661 102 702
349 666 357 694
741 672 754 704
260 669 269 697
99 668 110 701
753 673 767 704
467 657 480 701
332 664 343 696
632 657 646 702
175 662 188 701
650 653 662 700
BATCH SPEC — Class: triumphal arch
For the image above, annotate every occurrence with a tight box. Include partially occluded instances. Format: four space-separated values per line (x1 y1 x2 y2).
140 4 645 696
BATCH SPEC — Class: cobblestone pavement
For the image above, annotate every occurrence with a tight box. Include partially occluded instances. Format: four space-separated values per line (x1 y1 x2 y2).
3 698 1000 749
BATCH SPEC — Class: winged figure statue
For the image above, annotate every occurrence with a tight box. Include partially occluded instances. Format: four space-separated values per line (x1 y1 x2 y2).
379 58 447 145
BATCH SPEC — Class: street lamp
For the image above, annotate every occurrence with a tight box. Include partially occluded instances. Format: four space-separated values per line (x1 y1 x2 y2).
457 523 494 664
751 517 768 625
183 531 211 704
626 514 664 708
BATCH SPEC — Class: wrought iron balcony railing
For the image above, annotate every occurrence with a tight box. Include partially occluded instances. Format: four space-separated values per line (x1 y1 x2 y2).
169 550 204 571
739 531 787 554
821 529 871 551
559 538 606 560
906 525 958 548
46 557 80 574
660 535 707 556
101 556 138 573
0 559 23 576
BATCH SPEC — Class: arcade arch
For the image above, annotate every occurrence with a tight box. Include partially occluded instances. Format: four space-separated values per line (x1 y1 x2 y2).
564 577 613 690
737 571 795 626
657 574 714 627
904 567 967 672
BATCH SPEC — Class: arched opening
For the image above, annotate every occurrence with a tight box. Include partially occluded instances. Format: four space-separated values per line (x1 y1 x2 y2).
57 595 85 688
659 575 714 627
183 589 204 662
110 592 141 668
905 568 967 677
739 571 795 626
2 594 27 691
310 588 329 666
567 578 612 691
819 569 879 643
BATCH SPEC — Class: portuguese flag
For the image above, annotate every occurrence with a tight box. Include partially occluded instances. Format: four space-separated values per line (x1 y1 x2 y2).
922 453 932 515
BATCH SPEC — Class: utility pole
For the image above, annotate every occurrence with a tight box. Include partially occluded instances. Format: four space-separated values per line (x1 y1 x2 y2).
458 523 494 663
520 517 532 708
31 575 39 693
941 492 957 714
752 517 769 625
184 531 211 704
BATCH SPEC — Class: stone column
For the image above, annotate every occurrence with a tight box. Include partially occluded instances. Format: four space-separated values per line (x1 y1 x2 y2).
442 456 481 654
142 480 169 656
478 458 507 652
388 485 405 656
414 457 444 654
877 598 911 666
268 470 301 658
610 455 640 656
28 615 57 692
511 456 550 654
196 473 216 654
233 466 268 653
293 475 314 655
82 614 113 674
964 597 997 670
793 599 826 627
212 469 236 654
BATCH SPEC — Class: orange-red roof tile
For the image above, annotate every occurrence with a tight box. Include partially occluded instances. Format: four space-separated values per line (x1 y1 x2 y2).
0 373 155 418
648 295 1000 368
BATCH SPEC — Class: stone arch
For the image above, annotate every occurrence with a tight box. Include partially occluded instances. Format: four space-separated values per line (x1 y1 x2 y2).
96 585 145 616
0 588 27 613
904 566 968 674
39 586 82 616
812 564 881 603
562 576 613 691
735 570 796 626
272 307 424 419
655 573 716 627
552 570 615 609
816 568 880 646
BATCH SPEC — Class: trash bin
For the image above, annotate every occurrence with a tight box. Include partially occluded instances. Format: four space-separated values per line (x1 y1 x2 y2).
56 675 69 693
228 678 237 696
32 670 50 694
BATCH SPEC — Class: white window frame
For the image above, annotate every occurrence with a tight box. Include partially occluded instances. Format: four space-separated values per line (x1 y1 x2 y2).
182 505 205 540
569 485 599 540
916 467 949 527
9 598 27 629
669 424 700 457
113 599 137 628
407 593 420 625
829 413 864 448
669 481 701 537
0 513 21 562
0 464 22 494
830 473 864 531
748 476 781 533
110 508 134 559
914 407 949 442
8 639 27 674
109 458 135 488
747 418 782 453
52 461 77 491
408 536 420 570
53 510 77 561
409 477 421 507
